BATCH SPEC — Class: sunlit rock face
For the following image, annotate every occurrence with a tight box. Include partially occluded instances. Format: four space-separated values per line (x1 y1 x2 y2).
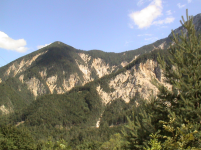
76 53 117 84
97 59 171 104
25 77 47 97
4 51 47 78
0 105 13 115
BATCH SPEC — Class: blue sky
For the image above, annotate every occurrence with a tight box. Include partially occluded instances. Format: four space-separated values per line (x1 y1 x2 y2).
0 0 200 67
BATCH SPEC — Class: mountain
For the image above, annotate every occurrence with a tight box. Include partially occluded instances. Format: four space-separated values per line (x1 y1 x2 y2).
0 12 201 145
0 39 168 113
0 38 170 113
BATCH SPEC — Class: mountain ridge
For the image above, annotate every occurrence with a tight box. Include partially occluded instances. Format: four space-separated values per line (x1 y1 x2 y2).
0 12 200 132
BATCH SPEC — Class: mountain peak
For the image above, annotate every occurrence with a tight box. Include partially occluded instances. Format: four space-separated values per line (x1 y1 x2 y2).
51 41 64 45
49 41 73 48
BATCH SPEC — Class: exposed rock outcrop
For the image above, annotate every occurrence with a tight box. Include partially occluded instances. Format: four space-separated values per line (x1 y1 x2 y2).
46 75 58 94
97 59 171 104
0 105 12 115
4 51 47 77
91 58 116 78
76 53 117 84
25 77 46 97
63 73 80 92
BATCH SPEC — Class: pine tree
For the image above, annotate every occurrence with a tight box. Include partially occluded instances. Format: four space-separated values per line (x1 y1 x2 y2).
123 9 201 149
151 9 201 148
156 9 201 125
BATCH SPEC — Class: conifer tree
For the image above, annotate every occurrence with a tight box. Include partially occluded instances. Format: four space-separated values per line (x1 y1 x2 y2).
156 9 201 125
123 9 201 149
150 9 201 148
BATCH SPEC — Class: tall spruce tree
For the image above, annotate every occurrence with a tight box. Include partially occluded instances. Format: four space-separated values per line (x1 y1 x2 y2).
123 10 201 149
154 9 201 149
156 9 201 126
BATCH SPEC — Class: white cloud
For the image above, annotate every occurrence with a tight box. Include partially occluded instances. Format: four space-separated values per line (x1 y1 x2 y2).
187 0 192 3
137 34 152 36
166 10 172 15
129 0 163 29
177 3 186 8
153 17 175 25
0 31 28 52
37 43 51 49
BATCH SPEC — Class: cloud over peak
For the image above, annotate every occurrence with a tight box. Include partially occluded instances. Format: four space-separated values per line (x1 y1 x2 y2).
129 0 163 29
129 0 175 29
0 31 28 52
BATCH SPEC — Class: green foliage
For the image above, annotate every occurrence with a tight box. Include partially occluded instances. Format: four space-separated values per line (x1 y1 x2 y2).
0 125 36 150
0 77 34 115
100 133 125 150
17 86 103 128
100 99 128 126
146 113 200 150
122 97 156 149
86 38 168 66
160 113 200 149
76 140 102 150
37 136 71 150
100 92 144 128
144 132 162 150
156 10 201 124
154 10 201 148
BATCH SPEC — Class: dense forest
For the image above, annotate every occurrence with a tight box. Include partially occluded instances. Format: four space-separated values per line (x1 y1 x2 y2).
0 10 201 149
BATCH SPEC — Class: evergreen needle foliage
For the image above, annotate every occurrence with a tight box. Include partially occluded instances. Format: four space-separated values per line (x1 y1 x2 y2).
123 9 201 149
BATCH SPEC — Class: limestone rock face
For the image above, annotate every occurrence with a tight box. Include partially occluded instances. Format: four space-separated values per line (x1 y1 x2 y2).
76 53 117 83
4 51 47 78
91 58 115 78
0 105 13 115
25 77 47 97
62 73 80 92
23 72 83 97
46 75 58 94
97 59 171 104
